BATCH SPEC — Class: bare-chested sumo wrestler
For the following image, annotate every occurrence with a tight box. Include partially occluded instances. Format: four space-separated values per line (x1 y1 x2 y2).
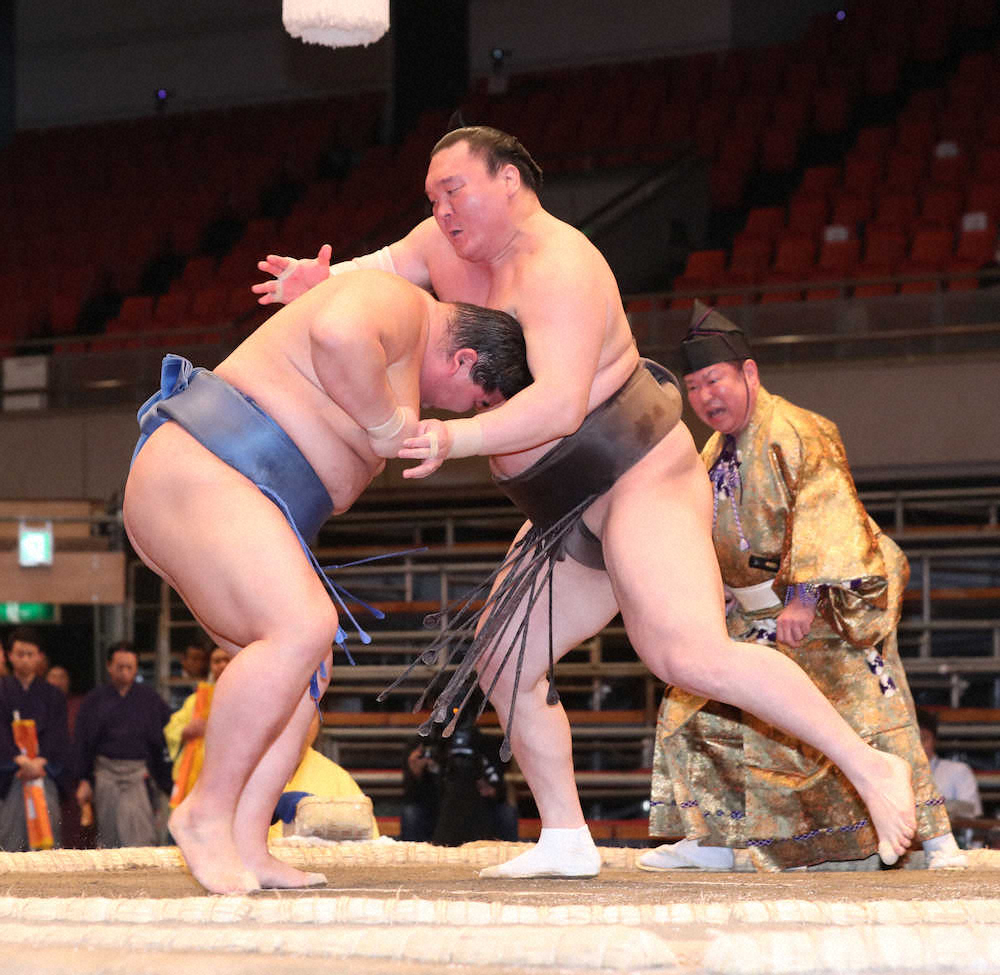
124 269 531 894
253 126 917 879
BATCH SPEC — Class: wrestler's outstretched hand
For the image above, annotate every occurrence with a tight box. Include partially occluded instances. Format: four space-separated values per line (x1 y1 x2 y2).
399 418 448 479
251 244 332 305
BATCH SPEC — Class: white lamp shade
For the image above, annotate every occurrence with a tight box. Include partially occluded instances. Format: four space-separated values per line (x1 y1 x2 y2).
283 0 389 49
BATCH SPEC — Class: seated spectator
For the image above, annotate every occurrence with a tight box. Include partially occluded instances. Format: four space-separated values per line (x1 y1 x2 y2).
268 712 379 842
44 663 89 848
35 649 50 680
401 694 518 846
169 635 211 710
918 708 983 821
401 734 441 843
45 665 70 696
46 665 82 734
164 646 234 806
75 642 173 848
0 627 72 851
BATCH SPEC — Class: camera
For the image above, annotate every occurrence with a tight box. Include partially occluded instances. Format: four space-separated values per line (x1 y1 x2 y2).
444 726 500 788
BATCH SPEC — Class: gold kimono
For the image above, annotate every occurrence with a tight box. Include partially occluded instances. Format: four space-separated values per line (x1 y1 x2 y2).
648 387 950 870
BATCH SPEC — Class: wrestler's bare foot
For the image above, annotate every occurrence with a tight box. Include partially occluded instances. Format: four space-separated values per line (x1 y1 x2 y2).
854 749 916 865
169 805 259 895
241 850 326 889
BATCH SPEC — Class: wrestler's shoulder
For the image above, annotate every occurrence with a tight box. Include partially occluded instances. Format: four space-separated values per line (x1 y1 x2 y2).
516 219 611 285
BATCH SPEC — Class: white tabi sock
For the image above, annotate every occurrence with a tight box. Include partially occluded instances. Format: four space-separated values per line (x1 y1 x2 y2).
637 837 735 871
922 831 968 869
479 825 601 879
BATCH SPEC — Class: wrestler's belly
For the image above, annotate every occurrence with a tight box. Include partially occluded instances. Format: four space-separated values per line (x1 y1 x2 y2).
213 364 381 513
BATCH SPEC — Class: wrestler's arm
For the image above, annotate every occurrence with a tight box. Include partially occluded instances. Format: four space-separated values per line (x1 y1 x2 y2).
308 303 417 456
252 220 436 305
400 254 605 477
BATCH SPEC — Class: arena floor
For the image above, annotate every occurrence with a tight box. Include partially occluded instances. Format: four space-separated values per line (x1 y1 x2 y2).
1 842 998 975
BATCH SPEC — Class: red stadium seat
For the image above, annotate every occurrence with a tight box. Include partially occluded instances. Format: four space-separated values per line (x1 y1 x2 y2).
189 285 234 327
966 182 1000 221
974 147 1000 183
870 192 918 233
863 227 909 267
898 229 955 293
714 268 756 306
729 238 772 279
798 165 840 198
928 151 970 189
683 250 728 281
883 151 925 194
786 194 829 235
956 50 993 86
954 221 996 265
842 156 882 196
152 291 192 330
817 238 860 275
739 206 785 243
804 265 852 301
852 266 897 298
831 191 873 228
918 187 963 229
108 296 155 334
909 228 955 265
772 235 817 277
895 117 937 156
49 294 82 336
759 278 802 303
853 126 894 163
179 256 218 289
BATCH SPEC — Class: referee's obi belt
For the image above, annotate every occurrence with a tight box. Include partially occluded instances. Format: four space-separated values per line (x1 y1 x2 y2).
730 580 783 614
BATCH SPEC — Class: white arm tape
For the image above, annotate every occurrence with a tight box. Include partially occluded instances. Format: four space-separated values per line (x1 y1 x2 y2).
273 258 300 302
446 417 484 459
365 405 405 441
330 246 397 277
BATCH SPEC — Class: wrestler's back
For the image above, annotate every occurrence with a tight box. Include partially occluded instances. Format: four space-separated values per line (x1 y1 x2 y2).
215 273 421 513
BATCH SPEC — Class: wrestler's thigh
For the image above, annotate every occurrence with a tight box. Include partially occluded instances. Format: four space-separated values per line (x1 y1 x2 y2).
601 464 730 675
478 521 619 695
124 424 333 649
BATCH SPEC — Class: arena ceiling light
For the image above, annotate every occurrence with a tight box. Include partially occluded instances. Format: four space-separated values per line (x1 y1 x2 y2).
283 0 389 48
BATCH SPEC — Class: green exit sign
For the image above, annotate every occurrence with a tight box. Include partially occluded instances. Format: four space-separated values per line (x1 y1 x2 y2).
1 603 55 623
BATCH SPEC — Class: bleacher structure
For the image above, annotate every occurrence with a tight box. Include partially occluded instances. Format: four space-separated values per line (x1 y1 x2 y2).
128 480 1000 830
2 0 1000 834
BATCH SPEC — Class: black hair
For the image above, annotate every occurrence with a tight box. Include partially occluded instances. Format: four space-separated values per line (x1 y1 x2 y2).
446 302 533 400
106 640 137 663
916 707 939 738
432 125 543 194
183 633 210 654
6 626 42 655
